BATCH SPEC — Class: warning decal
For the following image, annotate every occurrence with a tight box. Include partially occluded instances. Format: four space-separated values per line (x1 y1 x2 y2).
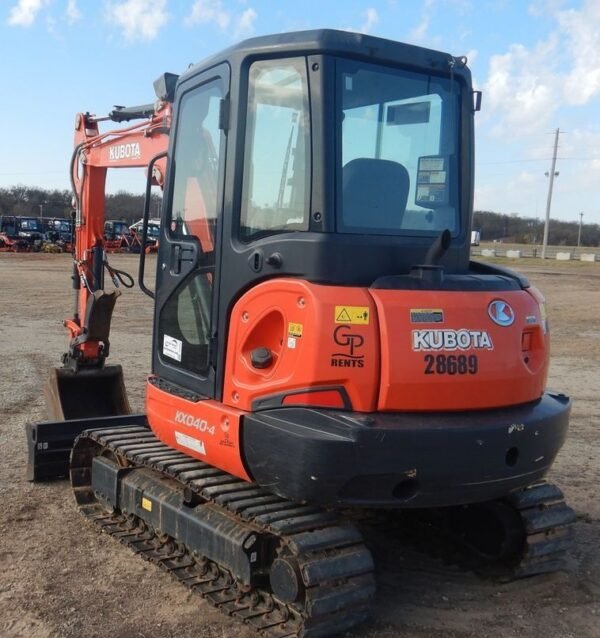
288 322 303 337
334 306 370 325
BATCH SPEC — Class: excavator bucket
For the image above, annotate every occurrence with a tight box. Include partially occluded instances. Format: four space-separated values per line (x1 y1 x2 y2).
26 365 142 482
44 364 131 421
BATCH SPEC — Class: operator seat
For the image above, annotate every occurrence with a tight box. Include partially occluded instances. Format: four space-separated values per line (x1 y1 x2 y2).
342 158 409 230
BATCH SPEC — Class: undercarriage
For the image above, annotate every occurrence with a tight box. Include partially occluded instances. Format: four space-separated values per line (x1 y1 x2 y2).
59 422 575 637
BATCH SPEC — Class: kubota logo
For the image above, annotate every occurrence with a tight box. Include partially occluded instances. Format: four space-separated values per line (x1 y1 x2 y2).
412 329 494 351
488 300 515 327
108 142 141 161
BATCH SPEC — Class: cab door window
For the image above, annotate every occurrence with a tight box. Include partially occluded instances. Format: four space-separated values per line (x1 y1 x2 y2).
240 58 311 241
158 80 224 376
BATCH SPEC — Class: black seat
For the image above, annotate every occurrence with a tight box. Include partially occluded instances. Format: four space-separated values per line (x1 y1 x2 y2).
342 158 410 230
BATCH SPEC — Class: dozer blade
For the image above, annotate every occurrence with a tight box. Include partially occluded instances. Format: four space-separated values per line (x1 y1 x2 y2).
26 365 139 482
26 413 148 482
45 364 131 421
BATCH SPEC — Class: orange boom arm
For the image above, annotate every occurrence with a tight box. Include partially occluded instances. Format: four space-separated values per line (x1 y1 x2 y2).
65 97 171 368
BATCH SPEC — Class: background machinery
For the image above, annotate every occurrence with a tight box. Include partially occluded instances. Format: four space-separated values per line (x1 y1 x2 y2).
0 215 44 251
27 30 575 637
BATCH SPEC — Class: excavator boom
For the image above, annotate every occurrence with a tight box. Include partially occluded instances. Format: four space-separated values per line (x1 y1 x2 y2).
44 78 173 422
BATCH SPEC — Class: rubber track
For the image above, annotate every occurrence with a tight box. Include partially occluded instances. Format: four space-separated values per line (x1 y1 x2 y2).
70 426 375 638
506 481 576 577
370 481 576 580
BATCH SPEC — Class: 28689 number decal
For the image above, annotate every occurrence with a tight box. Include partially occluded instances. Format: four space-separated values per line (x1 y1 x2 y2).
424 354 478 375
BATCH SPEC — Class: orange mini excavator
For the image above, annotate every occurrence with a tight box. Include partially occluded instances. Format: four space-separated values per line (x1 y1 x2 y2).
28 30 575 637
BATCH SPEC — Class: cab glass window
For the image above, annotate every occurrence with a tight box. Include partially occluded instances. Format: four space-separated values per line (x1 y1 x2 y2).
338 59 460 235
158 79 224 376
241 58 311 241
170 81 223 254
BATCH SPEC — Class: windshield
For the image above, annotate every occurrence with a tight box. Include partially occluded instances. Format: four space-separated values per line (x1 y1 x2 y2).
21 218 42 231
49 219 70 232
337 59 460 235
114 222 130 235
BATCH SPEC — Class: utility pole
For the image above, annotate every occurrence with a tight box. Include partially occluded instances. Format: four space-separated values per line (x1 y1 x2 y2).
578 211 584 247
542 128 560 259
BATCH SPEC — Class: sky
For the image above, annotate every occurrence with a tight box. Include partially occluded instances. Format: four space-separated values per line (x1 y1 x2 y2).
1 0 599 225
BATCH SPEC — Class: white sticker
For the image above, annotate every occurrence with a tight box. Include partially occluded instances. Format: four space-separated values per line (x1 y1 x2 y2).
163 334 182 361
175 431 206 455
287 337 296 349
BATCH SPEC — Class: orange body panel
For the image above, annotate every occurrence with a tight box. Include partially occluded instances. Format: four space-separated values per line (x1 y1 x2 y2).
146 379 250 481
370 287 548 411
220 279 549 414
148 279 550 476
223 279 380 412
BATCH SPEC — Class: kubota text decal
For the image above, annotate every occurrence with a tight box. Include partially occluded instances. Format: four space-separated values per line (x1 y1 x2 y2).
412 329 493 351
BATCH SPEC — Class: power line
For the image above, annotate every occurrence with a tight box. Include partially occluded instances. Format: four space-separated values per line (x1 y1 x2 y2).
479 156 599 165
542 128 561 259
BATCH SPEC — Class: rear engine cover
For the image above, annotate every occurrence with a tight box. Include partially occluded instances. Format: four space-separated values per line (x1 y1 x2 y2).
370 289 548 411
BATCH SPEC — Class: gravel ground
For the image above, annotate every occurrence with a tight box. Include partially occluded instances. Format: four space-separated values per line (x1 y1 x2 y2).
0 253 598 638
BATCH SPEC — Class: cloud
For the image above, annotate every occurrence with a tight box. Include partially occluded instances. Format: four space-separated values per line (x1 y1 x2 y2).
409 0 470 44
65 0 81 23
482 0 600 139
185 0 257 38
7 0 48 26
359 7 379 34
234 7 256 37
558 1 600 105
409 0 433 42
465 48 478 65
484 37 559 136
105 0 168 41
528 0 567 17
185 0 231 29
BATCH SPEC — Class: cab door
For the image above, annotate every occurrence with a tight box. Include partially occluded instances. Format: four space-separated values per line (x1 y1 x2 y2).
153 65 229 397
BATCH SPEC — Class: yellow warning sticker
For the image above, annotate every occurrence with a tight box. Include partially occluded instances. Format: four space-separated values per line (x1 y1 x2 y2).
141 497 152 512
334 306 370 325
288 322 303 338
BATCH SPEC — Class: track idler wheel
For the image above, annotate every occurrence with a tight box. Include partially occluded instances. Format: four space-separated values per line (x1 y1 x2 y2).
447 500 525 563
269 555 305 604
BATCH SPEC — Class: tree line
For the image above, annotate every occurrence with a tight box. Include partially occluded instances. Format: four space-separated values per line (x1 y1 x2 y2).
0 186 161 225
1 185 598 246
473 210 599 247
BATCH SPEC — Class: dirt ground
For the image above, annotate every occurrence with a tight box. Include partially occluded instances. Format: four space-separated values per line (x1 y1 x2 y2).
0 253 598 638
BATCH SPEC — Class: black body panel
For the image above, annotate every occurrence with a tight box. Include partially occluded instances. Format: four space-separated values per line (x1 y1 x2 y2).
242 392 571 508
371 272 522 291
26 413 148 481
93 460 269 586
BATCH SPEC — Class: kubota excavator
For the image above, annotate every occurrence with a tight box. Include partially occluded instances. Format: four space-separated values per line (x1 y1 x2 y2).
27 30 575 637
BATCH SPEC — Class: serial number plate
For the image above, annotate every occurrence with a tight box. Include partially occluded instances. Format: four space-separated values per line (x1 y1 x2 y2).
424 354 478 375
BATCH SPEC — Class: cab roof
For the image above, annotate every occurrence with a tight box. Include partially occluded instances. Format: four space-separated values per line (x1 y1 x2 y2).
178 28 469 85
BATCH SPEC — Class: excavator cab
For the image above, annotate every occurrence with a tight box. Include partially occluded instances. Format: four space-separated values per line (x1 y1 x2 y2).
149 33 473 404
